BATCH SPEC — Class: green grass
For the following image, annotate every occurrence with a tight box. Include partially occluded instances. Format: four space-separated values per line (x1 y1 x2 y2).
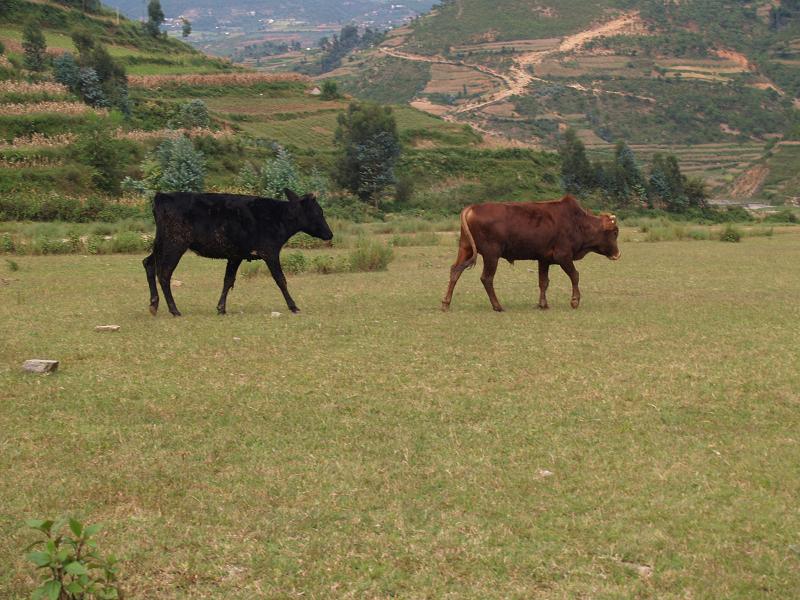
2 233 800 598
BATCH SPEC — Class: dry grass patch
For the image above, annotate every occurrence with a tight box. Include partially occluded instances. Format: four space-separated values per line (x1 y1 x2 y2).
128 72 309 89
423 64 499 95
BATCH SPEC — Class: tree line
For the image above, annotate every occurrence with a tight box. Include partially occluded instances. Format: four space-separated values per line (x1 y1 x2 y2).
559 129 707 212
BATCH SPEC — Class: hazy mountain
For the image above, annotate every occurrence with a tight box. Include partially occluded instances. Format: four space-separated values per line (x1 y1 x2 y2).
105 0 437 28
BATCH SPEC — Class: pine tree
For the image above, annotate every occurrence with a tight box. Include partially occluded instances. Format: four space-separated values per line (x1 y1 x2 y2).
78 68 108 107
237 146 301 198
559 128 594 195
156 137 205 192
54 53 81 92
22 20 47 71
146 0 165 37
181 18 192 38
334 102 401 205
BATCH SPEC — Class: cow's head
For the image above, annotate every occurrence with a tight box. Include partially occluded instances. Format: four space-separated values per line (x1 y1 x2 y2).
596 214 621 260
285 188 333 241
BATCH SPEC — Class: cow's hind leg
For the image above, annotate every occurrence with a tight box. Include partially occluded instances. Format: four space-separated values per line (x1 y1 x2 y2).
480 254 504 312
538 261 550 310
157 247 186 316
441 244 475 311
217 258 242 315
143 253 159 315
265 254 299 313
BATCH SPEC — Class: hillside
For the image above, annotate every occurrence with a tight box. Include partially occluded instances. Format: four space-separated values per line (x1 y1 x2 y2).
0 0 566 217
339 0 800 202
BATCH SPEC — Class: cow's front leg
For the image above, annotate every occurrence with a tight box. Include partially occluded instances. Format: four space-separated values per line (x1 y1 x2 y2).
265 254 299 313
538 261 550 310
560 261 581 309
217 258 242 315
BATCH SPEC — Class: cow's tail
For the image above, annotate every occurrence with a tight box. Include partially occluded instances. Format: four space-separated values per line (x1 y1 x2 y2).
459 206 478 270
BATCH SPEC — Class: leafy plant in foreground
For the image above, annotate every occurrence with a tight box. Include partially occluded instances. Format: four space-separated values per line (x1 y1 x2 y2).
24 517 121 599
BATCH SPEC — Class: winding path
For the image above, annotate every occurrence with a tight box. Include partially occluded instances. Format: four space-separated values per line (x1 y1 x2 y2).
379 12 654 128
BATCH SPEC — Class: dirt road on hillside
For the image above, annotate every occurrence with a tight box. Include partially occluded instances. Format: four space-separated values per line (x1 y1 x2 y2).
379 12 650 123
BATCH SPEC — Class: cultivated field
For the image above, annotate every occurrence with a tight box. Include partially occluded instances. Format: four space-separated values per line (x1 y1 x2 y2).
2 232 799 598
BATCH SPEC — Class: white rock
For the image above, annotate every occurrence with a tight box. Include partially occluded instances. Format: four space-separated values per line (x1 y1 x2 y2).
95 325 120 332
233 337 242 342
172 280 183 287
271 311 282 318
536 469 554 478
22 359 59 374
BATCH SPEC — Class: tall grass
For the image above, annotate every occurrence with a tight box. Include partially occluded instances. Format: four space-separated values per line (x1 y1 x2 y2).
349 238 394 272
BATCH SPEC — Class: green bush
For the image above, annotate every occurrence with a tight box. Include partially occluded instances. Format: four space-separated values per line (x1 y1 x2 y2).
86 234 106 255
282 252 307 275
72 124 133 195
285 232 332 249
0 194 144 223
348 238 393 272
1 233 15 253
111 231 145 253
310 254 350 274
763 209 798 223
31 236 72 255
720 225 742 242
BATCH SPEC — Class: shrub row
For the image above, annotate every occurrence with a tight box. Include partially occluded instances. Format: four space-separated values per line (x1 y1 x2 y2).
243 239 393 277
1 231 153 255
0 194 145 222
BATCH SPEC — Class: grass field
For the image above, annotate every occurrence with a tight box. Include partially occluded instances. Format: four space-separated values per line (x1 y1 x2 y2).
1 232 800 598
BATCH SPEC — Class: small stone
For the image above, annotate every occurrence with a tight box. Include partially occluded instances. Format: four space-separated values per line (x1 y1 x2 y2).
22 359 59 374
271 311 282 318
233 337 242 342
95 325 120 332
536 469 554 478
172 280 183 287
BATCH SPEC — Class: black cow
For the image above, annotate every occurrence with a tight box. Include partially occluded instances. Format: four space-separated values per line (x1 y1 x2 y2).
143 189 333 316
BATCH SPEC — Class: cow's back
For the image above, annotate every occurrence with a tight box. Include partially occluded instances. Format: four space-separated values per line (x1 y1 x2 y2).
467 200 575 261
153 193 263 259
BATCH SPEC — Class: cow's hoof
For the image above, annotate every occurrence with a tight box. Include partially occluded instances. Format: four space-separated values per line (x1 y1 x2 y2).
171 311 182 317
441 302 450 312
539 304 549 310
149 305 158 316
570 299 580 309
290 307 300 314
493 306 505 313
217 308 226 315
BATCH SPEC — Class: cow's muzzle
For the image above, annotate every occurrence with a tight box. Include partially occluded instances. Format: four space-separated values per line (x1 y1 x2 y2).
609 252 621 261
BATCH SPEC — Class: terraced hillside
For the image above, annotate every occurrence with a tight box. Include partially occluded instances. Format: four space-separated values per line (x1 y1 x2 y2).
339 0 800 202
0 0 232 76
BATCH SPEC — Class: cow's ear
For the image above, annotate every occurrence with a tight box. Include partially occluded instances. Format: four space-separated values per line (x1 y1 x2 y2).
602 214 617 230
284 188 301 203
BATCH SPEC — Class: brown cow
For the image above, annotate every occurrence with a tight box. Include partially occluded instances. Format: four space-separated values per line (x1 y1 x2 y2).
442 195 620 312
